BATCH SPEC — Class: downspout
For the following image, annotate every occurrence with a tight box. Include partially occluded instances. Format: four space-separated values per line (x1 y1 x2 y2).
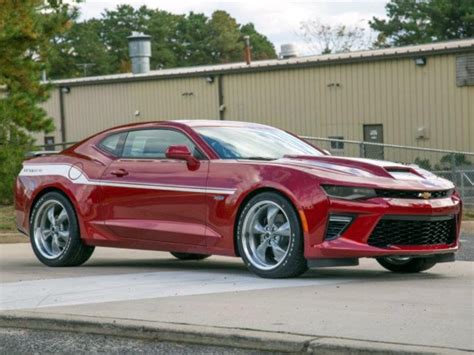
218 75 225 120
59 86 67 148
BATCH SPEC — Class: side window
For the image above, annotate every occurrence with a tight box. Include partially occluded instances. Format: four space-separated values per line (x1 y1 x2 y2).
122 129 203 159
98 132 127 156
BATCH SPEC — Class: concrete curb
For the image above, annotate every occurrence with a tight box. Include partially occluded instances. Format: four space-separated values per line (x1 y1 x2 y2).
0 312 469 354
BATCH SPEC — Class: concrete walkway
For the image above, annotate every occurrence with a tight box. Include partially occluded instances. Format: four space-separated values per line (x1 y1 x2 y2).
0 244 472 353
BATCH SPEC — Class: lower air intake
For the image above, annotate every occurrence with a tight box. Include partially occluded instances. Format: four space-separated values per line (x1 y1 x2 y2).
325 215 353 240
368 215 456 248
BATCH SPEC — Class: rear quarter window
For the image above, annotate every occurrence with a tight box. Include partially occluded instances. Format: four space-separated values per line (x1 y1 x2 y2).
98 132 127 156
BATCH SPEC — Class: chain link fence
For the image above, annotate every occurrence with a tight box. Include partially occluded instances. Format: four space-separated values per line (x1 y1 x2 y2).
33 138 474 208
302 136 474 209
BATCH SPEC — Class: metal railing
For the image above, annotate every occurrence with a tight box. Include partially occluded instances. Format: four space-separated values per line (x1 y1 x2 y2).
302 136 474 208
34 141 77 151
32 137 474 208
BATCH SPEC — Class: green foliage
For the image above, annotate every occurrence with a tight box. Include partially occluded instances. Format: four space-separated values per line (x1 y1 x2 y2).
439 153 472 168
174 12 213 67
414 157 432 170
0 145 27 205
208 10 243 63
370 0 474 47
49 5 277 79
240 23 276 60
0 0 74 204
49 19 114 77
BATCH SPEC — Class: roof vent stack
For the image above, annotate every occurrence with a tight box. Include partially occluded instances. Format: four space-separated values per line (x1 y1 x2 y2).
244 35 251 65
279 44 298 59
128 32 151 74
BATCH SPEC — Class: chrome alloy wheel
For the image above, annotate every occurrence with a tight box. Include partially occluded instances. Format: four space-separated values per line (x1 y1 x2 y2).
241 201 292 270
33 200 71 259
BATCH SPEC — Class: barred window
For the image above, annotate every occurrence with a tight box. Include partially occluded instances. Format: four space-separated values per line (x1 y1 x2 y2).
328 136 344 150
456 53 474 87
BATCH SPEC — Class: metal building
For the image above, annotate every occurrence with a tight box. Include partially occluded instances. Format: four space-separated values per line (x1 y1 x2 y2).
40 39 474 157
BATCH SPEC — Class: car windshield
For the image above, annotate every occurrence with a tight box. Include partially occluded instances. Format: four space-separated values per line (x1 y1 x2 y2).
195 126 323 160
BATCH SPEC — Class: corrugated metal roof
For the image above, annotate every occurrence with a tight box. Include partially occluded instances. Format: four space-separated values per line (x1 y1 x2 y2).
51 38 474 86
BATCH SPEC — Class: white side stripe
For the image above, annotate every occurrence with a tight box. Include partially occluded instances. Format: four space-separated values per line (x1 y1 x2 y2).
20 164 236 195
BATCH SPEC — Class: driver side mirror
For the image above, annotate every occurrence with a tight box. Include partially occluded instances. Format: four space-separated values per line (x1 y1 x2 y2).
165 145 200 170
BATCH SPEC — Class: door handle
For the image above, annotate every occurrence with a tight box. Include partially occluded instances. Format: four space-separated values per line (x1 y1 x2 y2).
110 169 128 177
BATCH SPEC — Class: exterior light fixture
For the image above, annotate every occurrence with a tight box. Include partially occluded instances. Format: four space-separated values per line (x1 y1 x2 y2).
414 57 427 66
206 76 215 84
60 87 71 94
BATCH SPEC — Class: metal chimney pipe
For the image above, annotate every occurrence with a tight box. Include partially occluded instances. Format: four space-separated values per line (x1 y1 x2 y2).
244 35 251 65
279 43 298 59
127 32 151 74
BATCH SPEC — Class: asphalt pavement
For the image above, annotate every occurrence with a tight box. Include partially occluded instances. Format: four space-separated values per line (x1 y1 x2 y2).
458 232 474 261
0 238 472 354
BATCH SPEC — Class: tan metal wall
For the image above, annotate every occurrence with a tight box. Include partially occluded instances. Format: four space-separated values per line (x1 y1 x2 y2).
37 88 62 145
223 53 474 153
40 52 473 155
45 77 219 143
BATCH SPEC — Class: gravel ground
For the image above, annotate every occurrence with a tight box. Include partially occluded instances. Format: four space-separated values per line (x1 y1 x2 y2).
0 328 276 355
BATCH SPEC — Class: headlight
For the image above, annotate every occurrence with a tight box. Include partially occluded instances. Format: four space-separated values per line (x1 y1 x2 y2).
321 185 376 200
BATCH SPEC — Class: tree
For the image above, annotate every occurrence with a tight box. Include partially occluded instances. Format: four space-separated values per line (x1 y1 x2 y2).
299 19 371 54
99 5 155 73
49 19 114 78
0 0 74 203
370 0 474 47
209 10 244 63
48 5 276 78
240 23 277 60
174 12 214 67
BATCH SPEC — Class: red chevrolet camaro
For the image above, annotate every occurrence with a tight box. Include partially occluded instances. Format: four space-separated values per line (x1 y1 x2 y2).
15 120 461 278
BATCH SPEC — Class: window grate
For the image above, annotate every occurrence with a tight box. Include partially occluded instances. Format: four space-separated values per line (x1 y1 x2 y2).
456 53 474 87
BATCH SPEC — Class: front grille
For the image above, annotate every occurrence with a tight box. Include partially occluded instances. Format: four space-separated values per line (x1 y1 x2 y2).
375 189 452 199
368 215 456 248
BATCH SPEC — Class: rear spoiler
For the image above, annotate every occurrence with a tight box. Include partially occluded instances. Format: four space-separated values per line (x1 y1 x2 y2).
25 151 60 158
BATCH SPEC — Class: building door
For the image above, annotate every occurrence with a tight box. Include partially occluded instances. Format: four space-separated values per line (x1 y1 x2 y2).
363 124 384 160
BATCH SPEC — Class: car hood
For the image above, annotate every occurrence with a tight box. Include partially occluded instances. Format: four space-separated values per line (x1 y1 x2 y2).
272 155 454 191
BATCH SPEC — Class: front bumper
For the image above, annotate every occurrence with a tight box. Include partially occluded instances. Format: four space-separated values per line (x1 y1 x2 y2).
305 195 462 259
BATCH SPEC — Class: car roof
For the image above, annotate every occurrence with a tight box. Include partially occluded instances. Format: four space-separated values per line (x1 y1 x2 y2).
105 120 272 133
170 120 269 128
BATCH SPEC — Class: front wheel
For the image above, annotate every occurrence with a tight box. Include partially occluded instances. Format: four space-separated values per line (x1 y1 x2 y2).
236 192 307 278
376 256 437 273
29 192 94 267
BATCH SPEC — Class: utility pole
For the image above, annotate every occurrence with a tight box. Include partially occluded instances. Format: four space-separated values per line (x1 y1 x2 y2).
76 63 95 77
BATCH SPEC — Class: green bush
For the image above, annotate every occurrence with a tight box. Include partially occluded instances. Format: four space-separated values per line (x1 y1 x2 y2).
0 145 28 205
440 153 472 168
414 157 432 170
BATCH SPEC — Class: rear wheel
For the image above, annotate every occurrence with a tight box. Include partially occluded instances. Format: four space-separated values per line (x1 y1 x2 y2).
376 256 437 273
170 252 210 261
30 192 94 267
237 192 307 278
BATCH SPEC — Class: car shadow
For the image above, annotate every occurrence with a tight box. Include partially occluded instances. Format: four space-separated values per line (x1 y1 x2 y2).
81 256 452 282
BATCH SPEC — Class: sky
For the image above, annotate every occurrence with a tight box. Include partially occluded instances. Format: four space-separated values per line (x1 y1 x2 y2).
76 1 389 55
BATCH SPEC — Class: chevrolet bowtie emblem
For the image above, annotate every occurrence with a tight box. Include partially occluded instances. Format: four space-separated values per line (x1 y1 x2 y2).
418 191 432 199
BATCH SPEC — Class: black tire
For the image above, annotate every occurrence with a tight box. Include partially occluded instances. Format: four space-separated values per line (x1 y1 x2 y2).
376 256 437 273
170 252 211 261
236 192 308 278
29 191 94 267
